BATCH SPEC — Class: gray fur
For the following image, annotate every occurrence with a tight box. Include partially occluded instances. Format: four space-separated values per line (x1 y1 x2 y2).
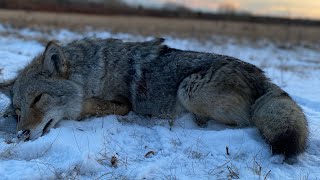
0 38 308 158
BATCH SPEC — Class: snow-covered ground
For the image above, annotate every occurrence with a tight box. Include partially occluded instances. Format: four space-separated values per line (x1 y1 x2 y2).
0 25 319 179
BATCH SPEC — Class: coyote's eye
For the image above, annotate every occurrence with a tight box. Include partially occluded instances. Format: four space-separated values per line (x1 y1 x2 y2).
33 93 43 105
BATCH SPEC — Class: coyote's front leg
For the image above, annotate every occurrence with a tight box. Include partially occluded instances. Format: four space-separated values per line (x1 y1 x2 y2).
79 98 131 119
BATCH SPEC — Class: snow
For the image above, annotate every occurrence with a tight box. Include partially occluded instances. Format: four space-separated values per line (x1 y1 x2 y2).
0 26 319 179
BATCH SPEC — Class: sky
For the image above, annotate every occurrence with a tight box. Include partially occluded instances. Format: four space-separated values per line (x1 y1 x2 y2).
123 0 320 20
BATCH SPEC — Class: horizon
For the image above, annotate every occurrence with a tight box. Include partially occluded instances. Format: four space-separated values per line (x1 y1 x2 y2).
123 0 320 20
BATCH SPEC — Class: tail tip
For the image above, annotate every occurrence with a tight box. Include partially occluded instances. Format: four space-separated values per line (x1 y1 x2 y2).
270 128 307 159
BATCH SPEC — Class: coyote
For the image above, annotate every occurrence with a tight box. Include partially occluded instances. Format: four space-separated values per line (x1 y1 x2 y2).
0 38 308 159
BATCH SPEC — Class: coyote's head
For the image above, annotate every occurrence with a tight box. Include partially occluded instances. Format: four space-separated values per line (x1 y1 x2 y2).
0 42 83 140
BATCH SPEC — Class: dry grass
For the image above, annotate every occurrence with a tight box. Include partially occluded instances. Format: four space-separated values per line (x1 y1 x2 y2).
0 9 319 48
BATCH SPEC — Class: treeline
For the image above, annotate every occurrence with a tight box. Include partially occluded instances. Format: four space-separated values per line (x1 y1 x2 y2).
1 0 320 26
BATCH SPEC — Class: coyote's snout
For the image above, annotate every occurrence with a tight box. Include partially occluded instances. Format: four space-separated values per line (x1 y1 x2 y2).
0 38 308 159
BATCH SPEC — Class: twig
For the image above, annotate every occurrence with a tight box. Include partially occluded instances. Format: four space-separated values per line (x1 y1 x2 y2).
72 129 82 153
264 170 271 180
227 165 240 179
39 129 61 157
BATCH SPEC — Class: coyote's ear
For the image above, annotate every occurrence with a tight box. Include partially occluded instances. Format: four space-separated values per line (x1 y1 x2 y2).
0 79 15 99
43 41 67 77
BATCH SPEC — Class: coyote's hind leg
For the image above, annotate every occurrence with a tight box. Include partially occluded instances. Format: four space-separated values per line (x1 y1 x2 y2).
177 63 255 126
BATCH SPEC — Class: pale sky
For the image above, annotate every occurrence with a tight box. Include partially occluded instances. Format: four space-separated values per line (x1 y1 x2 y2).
123 0 320 20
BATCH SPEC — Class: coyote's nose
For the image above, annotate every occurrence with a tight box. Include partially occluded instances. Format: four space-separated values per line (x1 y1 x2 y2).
17 129 31 141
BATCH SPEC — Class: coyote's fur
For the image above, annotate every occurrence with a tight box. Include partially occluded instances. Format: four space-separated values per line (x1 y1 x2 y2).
0 38 308 159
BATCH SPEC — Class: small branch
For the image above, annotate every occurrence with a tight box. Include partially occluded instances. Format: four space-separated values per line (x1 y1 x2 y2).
264 170 271 180
226 146 230 156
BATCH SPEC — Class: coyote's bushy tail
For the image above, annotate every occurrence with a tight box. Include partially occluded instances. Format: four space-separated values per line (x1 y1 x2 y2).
251 82 308 158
